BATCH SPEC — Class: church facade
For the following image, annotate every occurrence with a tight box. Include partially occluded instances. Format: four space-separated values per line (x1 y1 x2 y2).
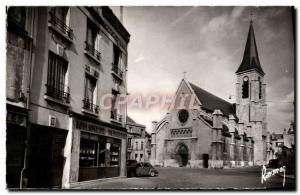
150 21 267 168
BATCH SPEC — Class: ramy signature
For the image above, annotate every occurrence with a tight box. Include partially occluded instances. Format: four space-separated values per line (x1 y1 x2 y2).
261 164 286 186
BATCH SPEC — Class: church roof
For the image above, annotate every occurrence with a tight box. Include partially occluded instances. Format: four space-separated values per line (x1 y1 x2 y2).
189 82 235 116
236 21 265 75
127 116 136 124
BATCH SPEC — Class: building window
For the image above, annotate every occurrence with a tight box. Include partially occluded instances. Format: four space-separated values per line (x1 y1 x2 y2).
112 44 123 78
83 74 98 113
135 141 138 150
49 7 73 39
50 7 69 24
242 76 249 98
128 138 132 148
258 77 262 99
46 52 70 102
141 141 144 150
127 152 131 160
140 154 143 161
178 109 189 124
111 90 122 122
85 20 101 61
7 7 27 29
135 153 138 160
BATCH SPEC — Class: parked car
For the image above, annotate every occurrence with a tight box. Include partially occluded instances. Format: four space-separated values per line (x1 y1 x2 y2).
136 162 158 177
268 159 279 168
127 160 138 177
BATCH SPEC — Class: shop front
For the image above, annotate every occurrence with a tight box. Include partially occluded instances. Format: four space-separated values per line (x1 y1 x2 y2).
6 104 28 188
71 114 127 183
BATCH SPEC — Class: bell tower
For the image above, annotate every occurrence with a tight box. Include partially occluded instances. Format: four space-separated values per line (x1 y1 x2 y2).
235 19 267 165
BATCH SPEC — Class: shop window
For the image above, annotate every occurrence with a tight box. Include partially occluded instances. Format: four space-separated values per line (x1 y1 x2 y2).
79 133 100 167
242 76 249 98
79 133 121 168
110 142 121 167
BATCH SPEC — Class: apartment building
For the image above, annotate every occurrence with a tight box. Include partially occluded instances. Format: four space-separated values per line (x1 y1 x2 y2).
126 116 151 162
6 6 130 188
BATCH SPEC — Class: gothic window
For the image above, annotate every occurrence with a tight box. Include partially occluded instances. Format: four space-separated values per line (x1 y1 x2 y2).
178 109 189 124
242 76 249 98
258 77 262 99
171 128 192 138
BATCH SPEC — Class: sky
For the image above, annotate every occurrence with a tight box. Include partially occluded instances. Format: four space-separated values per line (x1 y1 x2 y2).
111 6 294 134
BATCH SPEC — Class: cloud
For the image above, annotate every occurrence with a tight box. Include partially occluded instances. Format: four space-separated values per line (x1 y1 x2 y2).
120 6 294 133
168 7 198 28
231 7 246 19
133 56 145 63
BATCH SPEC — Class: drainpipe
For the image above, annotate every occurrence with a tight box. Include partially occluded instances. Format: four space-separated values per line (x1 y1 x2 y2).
20 8 35 189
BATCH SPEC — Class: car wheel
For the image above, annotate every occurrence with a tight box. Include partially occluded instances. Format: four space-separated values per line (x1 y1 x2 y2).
150 171 155 177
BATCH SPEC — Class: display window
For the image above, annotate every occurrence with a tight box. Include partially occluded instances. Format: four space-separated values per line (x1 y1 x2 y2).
79 132 121 168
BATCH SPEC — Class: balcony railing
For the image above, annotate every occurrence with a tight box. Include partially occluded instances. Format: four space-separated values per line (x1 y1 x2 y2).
82 99 99 114
85 41 101 61
49 12 73 40
45 82 70 103
111 64 123 78
111 110 122 123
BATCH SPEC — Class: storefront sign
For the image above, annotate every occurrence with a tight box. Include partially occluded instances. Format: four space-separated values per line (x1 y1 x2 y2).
6 111 27 127
75 119 126 139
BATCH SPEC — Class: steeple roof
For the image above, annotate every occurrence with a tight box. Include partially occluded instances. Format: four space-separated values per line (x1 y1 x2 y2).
236 21 265 75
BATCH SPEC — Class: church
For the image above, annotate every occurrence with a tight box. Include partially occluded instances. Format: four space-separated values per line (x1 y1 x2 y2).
150 20 267 168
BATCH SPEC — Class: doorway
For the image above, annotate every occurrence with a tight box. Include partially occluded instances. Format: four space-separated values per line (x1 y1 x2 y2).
203 154 209 168
176 143 189 167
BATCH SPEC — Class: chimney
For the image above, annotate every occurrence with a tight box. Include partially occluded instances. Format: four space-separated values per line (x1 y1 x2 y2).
120 6 123 24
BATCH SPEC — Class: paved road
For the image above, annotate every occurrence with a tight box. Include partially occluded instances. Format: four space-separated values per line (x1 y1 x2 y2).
75 166 295 190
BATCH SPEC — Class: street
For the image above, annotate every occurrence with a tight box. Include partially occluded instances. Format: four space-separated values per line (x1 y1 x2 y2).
74 166 295 190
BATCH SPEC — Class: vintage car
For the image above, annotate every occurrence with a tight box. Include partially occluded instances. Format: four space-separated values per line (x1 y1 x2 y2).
135 162 158 177
127 160 138 177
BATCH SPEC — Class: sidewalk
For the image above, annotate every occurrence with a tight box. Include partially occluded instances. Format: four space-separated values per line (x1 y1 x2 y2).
69 176 128 189
277 173 295 180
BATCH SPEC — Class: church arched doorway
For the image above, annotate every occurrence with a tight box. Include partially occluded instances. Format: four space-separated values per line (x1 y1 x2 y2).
176 143 189 167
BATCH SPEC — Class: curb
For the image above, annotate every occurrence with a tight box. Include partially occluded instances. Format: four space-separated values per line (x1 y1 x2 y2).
68 176 128 189
277 173 295 180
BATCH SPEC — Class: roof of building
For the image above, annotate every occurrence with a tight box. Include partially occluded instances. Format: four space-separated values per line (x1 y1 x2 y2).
271 133 284 140
288 121 295 134
236 21 265 75
189 82 235 116
126 116 136 124
126 116 146 129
